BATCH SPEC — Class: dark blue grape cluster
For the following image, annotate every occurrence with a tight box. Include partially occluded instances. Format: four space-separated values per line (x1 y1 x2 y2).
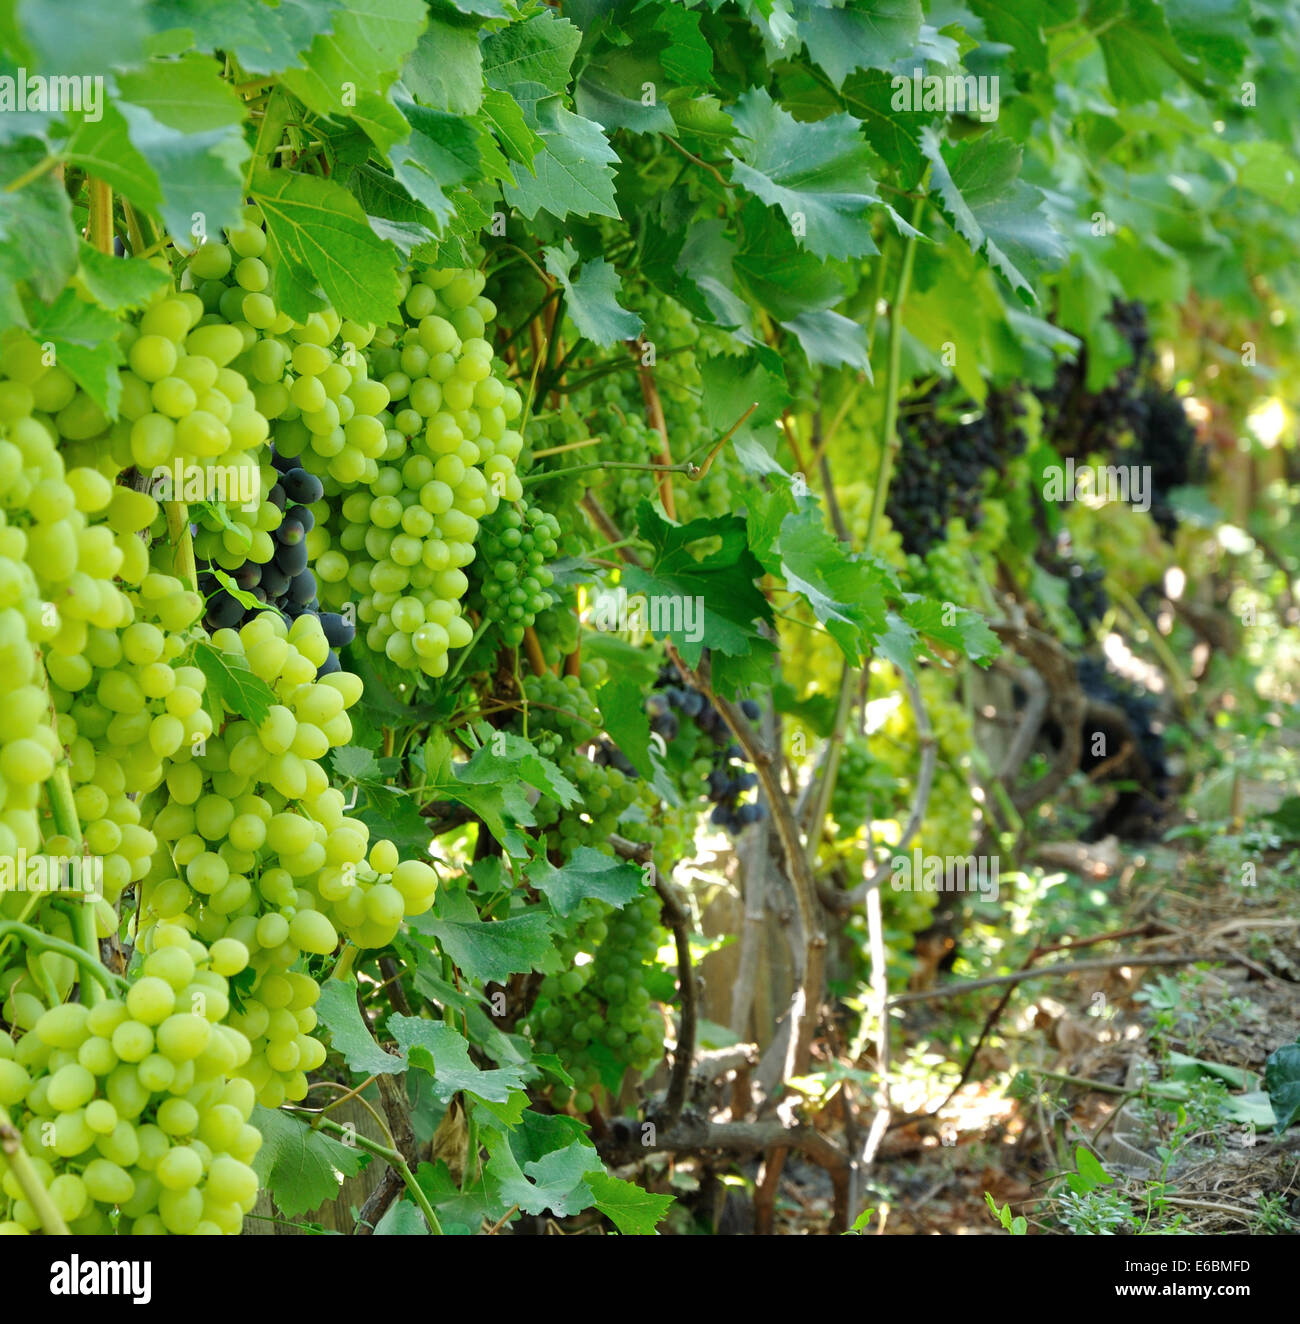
198 450 355 675
649 667 765 833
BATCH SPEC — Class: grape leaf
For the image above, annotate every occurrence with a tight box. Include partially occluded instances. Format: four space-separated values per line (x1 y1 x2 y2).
575 43 676 136
211 570 258 611
250 1104 369 1218
627 502 774 668
389 1016 530 1103
836 67 936 187
542 241 641 346
594 670 680 805
373 1199 428 1235
316 979 407 1077
26 289 125 417
252 167 403 325
699 348 789 454
481 1126 595 1217
415 909 555 984
463 729 580 807
777 510 890 661
0 141 77 304
921 129 1065 304
281 0 427 118
15 0 149 75
527 847 646 918
728 87 881 261
731 199 846 322
654 2 715 87
402 7 484 115
76 242 169 312
676 219 758 340
388 92 483 229
116 101 248 247
115 52 247 135
967 0 1048 73
586 1170 675 1234
63 105 165 220
482 8 582 125
190 641 277 726
780 306 872 374
480 88 541 170
794 0 923 86
899 595 1001 665
146 0 347 75
503 102 620 222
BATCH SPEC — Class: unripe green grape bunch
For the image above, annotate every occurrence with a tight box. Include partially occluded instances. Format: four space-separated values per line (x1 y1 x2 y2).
526 890 665 1112
520 669 639 857
469 501 560 648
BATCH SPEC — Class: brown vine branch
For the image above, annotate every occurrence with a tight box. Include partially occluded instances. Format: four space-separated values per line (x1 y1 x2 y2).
665 645 825 1083
886 951 1231 1006
634 341 676 519
609 834 695 1129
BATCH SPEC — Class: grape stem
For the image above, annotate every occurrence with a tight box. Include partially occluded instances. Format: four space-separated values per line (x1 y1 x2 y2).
87 177 114 255
864 191 925 552
609 835 696 1130
3 154 58 194
634 342 677 519
165 501 199 594
0 1105 70 1234
521 459 701 486
287 1111 444 1234
521 626 548 678
0 921 127 995
695 402 757 479
529 434 603 459
36 629 104 1007
329 943 359 982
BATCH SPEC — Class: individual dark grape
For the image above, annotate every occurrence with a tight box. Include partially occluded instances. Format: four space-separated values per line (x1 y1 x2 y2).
260 566 290 598
274 540 309 576
281 467 324 504
206 590 244 628
320 612 355 648
288 571 316 605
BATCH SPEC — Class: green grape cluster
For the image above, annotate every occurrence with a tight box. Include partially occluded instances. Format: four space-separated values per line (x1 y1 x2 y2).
472 502 560 647
522 670 638 856
527 891 665 1112
0 923 261 1235
47 570 212 904
0 373 192 866
312 268 526 677
530 595 580 671
587 383 659 532
134 612 439 1107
